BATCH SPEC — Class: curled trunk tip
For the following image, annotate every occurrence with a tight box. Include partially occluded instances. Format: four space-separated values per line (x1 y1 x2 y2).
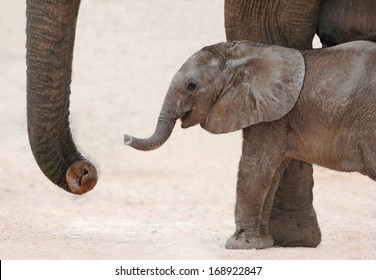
124 92 178 151
66 160 98 195
124 134 133 145
123 117 177 151
123 133 167 151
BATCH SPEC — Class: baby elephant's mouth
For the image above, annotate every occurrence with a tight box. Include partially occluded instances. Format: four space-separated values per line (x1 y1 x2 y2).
179 109 192 128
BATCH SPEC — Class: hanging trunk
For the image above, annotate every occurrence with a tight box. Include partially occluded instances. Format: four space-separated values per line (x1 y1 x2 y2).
26 0 97 194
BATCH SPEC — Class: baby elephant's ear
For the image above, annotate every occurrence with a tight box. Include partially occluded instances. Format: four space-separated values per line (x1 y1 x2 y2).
204 42 305 134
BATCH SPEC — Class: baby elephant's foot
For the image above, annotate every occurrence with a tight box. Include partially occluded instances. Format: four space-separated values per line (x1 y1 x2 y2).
225 229 273 250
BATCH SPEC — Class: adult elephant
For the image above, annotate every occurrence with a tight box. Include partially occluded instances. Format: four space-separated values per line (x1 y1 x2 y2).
225 0 376 247
26 0 375 246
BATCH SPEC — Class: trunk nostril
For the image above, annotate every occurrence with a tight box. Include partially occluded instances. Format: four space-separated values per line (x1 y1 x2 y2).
66 160 98 195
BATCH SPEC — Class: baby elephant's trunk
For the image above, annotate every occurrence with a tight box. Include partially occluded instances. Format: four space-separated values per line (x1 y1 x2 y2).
124 96 178 151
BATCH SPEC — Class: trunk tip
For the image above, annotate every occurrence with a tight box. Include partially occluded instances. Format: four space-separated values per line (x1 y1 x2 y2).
124 134 133 146
66 160 98 195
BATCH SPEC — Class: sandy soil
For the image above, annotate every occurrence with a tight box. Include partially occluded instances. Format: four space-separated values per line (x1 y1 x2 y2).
1 0 375 260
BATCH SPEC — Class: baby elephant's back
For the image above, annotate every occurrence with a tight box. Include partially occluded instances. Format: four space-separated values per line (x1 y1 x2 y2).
300 41 376 115
330 41 376 105
332 41 376 91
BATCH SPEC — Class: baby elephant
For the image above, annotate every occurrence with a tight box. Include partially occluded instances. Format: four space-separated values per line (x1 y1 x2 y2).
124 40 376 249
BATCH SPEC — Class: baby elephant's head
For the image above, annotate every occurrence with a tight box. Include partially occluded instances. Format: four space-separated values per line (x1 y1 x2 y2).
168 44 232 130
124 41 305 151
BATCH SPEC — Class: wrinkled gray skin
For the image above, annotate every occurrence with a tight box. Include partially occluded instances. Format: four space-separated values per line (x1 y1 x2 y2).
26 0 375 248
124 40 376 249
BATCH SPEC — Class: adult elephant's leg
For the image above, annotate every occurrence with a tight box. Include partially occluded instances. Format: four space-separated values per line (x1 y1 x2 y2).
26 0 97 194
224 0 321 247
270 160 321 247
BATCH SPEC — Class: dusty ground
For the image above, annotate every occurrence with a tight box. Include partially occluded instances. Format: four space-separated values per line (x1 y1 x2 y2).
1 0 375 259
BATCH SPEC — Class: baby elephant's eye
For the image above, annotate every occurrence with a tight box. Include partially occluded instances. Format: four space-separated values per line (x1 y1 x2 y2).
186 81 198 92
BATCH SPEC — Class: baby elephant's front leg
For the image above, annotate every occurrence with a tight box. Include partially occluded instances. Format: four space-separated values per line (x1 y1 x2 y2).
226 124 289 250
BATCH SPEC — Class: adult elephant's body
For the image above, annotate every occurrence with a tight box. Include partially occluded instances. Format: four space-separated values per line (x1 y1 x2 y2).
225 0 376 48
225 0 320 49
317 0 376 47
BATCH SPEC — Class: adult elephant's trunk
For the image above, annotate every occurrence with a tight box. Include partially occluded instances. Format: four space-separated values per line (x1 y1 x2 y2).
26 0 97 194
124 93 178 151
